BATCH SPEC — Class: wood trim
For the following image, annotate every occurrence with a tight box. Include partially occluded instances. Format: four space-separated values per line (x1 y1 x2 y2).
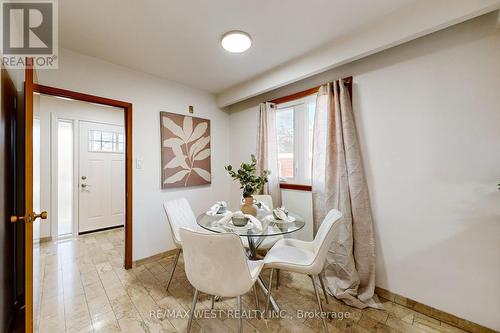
270 86 321 105
124 102 133 269
279 183 312 191
33 84 134 269
269 76 353 105
24 58 34 333
34 84 132 108
133 248 179 267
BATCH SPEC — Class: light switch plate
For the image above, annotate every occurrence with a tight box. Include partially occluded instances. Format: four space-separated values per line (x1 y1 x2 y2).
135 158 143 169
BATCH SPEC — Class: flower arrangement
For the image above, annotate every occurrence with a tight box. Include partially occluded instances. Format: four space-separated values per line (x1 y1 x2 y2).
225 155 270 198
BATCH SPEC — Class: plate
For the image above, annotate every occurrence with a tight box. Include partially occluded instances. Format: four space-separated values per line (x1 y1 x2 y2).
265 215 296 224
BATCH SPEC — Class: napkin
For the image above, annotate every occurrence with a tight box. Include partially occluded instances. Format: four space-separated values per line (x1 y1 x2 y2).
209 201 228 215
255 201 271 212
272 206 289 220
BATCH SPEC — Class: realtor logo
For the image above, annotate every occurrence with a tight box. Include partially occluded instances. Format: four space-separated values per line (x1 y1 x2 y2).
1 0 58 68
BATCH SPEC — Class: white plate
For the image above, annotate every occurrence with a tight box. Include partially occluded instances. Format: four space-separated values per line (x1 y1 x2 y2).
265 215 296 224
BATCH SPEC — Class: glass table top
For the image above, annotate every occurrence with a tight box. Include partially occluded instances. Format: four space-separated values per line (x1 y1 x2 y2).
197 209 305 238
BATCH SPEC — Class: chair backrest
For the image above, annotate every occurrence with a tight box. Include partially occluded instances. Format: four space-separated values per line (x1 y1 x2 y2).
163 198 197 247
179 228 255 297
310 209 343 274
253 194 274 210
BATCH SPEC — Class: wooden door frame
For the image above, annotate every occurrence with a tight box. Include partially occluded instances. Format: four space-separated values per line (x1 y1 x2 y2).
25 62 35 333
33 84 133 269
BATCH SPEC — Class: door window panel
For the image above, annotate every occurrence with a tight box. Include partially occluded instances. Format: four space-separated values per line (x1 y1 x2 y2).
88 130 124 153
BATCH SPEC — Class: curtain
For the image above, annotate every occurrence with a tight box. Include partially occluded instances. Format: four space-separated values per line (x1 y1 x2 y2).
312 79 381 309
256 102 281 207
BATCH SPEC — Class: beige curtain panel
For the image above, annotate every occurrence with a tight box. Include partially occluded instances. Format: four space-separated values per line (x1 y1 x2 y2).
312 79 381 309
256 102 282 207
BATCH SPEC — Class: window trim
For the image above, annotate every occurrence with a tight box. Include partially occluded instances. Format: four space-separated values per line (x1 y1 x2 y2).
270 77 353 192
280 183 312 191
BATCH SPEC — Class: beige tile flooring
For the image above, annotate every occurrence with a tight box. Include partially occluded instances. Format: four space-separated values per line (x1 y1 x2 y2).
36 228 472 333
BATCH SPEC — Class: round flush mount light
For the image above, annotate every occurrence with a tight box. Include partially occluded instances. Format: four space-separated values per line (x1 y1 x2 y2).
221 31 252 53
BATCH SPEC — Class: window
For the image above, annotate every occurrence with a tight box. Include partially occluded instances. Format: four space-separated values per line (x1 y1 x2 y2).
88 130 124 153
276 94 316 185
58 120 73 236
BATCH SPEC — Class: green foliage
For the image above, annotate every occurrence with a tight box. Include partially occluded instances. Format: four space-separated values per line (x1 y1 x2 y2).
225 154 270 198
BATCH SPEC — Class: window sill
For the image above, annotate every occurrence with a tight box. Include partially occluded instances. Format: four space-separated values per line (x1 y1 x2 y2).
279 183 312 192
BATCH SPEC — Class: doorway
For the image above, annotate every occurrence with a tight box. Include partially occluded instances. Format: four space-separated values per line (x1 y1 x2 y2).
36 95 126 239
34 85 133 269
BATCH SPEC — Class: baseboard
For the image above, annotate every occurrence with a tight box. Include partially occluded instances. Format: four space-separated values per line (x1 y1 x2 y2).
375 287 496 333
133 248 179 267
78 225 124 235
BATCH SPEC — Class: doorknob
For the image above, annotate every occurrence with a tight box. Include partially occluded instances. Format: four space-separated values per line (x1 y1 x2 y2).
33 211 48 221
10 211 48 223
10 215 26 223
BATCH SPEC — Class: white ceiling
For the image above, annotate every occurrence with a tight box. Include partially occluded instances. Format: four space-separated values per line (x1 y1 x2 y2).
60 0 416 94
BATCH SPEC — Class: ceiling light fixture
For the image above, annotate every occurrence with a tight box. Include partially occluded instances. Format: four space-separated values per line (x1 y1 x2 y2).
221 31 252 53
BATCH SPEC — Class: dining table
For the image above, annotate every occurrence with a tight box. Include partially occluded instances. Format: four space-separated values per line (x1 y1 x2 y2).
196 207 306 313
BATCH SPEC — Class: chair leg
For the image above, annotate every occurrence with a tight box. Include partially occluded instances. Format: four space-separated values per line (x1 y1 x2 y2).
237 295 243 333
166 249 181 291
310 275 328 333
276 269 280 289
265 268 274 317
319 274 329 304
253 284 259 311
187 289 199 333
211 295 215 309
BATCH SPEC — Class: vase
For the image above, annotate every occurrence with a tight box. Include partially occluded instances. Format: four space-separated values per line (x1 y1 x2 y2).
241 196 258 217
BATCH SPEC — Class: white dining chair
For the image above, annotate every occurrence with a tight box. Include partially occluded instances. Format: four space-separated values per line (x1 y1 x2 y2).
263 209 343 333
180 228 264 333
163 197 202 291
253 194 274 212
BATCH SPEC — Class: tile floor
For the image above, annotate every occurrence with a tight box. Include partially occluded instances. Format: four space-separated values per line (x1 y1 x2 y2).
35 228 472 333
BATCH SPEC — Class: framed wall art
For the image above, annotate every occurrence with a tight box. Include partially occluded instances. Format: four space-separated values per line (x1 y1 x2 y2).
160 112 211 188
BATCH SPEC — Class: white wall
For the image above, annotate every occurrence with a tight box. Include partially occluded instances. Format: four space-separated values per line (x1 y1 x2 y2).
227 13 500 331
36 95 124 239
37 49 231 261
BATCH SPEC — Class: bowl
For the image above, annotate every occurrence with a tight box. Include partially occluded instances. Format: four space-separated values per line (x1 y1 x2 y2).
232 216 248 227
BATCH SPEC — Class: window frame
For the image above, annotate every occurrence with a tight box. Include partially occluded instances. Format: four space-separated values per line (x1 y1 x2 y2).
275 95 316 187
269 77 353 192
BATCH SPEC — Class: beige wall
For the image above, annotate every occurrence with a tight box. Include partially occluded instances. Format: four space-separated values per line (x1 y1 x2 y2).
38 49 231 261
227 13 500 330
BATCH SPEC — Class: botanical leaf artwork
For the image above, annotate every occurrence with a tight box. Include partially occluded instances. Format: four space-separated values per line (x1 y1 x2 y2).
160 112 211 188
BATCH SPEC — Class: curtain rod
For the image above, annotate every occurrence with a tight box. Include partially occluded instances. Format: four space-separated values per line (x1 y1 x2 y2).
269 76 352 105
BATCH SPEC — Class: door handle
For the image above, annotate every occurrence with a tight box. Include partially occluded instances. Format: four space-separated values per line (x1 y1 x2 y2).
33 211 48 221
10 211 48 223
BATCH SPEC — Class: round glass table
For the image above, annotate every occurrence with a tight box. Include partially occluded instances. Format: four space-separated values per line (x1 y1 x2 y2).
197 209 305 313
197 210 305 259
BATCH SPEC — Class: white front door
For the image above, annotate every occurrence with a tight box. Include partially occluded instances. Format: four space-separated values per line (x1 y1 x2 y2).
78 121 125 233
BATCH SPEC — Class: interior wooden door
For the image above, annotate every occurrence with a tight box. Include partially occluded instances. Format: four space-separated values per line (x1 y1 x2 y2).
9 59 48 333
1 66 21 332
